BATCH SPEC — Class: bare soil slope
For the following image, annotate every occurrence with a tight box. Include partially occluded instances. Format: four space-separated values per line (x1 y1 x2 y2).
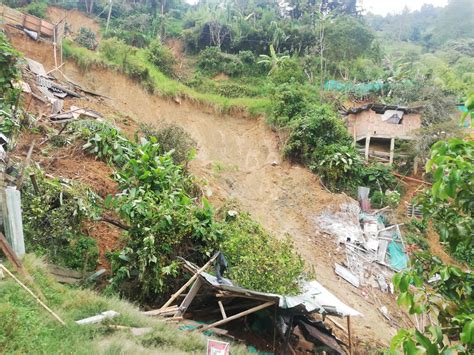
6 27 407 347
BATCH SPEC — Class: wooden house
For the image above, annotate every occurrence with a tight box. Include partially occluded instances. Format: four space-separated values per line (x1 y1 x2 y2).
345 104 422 164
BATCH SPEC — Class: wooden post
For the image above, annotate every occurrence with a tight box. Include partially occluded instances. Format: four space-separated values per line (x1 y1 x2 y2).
347 316 352 355
173 278 203 317
159 252 219 310
389 138 395 165
413 156 419 176
352 124 356 147
106 0 113 33
364 135 371 162
200 301 275 332
218 301 227 319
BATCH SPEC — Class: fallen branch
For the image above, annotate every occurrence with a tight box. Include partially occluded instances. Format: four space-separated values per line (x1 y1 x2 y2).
99 216 130 231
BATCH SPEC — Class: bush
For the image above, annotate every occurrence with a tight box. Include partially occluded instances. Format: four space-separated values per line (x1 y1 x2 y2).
283 104 352 163
104 29 151 48
21 171 100 271
141 123 196 165
216 82 260 98
23 1 47 18
196 47 243 77
75 27 97 51
270 57 305 85
269 83 309 127
147 39 176 77
313 144 363 192
219 210 304 295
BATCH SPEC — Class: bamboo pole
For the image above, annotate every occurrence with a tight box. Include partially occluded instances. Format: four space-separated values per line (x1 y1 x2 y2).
200 301 275 332
347 316 352 355
0 264 65 325
159 252 219 310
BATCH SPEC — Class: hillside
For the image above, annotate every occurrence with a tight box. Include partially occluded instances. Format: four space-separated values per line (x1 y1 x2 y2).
0 1 473 354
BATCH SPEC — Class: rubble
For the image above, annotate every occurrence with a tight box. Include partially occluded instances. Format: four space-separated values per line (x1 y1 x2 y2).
317 187 409 292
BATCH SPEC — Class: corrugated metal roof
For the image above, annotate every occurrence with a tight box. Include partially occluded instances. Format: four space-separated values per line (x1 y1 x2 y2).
345 103 422 115
199 271 362 318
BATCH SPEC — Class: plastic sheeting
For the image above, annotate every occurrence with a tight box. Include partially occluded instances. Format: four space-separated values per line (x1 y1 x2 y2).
388 240 408 271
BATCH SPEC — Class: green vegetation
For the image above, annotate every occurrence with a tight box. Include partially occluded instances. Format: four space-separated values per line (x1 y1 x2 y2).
0 255 245 354
390 136 473 352
62 39 270 115
71 120 304 302
21 171 100 271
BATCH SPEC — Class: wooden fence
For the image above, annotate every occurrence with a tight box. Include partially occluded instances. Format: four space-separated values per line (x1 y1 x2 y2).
0 4 62 41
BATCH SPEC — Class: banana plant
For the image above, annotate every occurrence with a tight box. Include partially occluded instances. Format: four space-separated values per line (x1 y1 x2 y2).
257 44 290 75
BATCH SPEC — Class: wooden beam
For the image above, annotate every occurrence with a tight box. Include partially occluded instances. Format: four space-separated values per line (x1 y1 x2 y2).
347 316 352 355
200 301 275 332
364 135 371 162
218 301 227 319
0 232 22 272
173 278 203 317
389 138 395 165
159 252 219 310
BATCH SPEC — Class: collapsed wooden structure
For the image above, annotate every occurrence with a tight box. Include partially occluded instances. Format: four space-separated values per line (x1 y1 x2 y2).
146 253 362 354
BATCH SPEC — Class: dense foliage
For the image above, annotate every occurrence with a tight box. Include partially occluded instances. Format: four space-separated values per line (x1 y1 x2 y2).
0 31 21 108
21 171 100 271
73 120 304 302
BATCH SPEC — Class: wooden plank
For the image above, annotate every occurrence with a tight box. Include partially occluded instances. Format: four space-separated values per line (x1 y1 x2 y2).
389 138 395 165
0 232 22 271
364 135 371 162
218 301 227 319
347 316 353 355
142 305 178 317
200 301 275 332
159 252 219 310
174 278 203 317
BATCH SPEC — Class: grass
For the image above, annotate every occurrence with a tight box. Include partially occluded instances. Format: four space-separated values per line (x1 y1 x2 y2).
0 255 249 354
62 40 270 116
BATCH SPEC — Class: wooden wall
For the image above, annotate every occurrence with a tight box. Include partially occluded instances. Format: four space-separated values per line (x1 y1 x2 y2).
347 109 422 141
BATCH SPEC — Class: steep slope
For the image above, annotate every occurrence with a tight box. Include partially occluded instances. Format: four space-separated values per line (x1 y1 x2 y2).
7 28 406 347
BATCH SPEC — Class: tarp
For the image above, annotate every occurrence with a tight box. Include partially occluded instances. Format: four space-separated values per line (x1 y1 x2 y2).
198 271 362 318
324 80 387 96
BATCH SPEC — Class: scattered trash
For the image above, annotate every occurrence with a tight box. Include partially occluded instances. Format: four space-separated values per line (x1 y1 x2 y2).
75 310 120 325
379 306 390 321
23 28 38 41
319 186 408 293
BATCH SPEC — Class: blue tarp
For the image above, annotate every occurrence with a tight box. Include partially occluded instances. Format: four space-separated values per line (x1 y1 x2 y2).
388 240 408 271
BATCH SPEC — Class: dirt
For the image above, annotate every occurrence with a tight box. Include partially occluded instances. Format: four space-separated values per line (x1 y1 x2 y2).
46 6 101 39
8 26 405 347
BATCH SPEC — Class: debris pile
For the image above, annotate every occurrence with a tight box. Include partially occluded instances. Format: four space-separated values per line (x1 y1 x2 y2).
19 57 103 124
144 253 362 354
318 187 408 293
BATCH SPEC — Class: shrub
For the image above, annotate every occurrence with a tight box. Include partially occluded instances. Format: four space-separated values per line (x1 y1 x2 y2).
197 47 243 77
219 210 304 295
270 57 305 85
0 31 21 106
269 83 309 127
313 144 363 192
141 123 197 165
75 27 97 51
147 39 176 77
216 82 260 98
283 104 352 163
23 1 47 18
104 29 151 48
21 171 100 271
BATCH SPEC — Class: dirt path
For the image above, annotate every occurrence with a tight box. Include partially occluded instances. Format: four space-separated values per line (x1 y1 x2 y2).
7 28 403 347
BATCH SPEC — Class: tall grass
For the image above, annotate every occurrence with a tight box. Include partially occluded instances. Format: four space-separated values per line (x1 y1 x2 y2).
0 255 248 354
62 40 269 116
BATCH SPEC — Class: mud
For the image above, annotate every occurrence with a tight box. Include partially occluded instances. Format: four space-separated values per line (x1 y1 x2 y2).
7 26 405 346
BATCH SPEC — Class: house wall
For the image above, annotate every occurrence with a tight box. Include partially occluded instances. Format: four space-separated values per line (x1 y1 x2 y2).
347 110 422 140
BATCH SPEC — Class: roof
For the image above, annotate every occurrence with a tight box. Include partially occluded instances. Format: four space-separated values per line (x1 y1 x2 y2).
198 271 362 318
344 103 422 115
